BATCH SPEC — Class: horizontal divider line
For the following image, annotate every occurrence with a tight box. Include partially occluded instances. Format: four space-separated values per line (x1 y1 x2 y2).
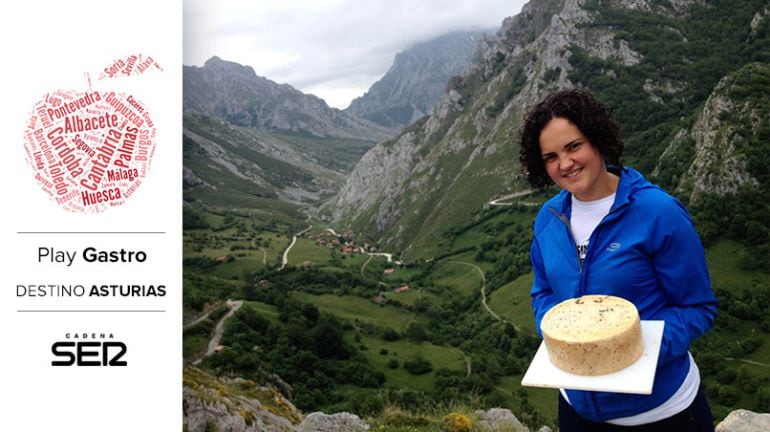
17 232 166 234
17 310 166 313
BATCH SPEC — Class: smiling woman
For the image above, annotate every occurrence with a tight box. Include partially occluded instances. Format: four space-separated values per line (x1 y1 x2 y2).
538 117 618 202
519 89 718 431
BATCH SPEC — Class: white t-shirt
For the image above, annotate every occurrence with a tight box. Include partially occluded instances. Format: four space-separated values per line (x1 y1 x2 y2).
559 354 700 425
570 193 615 266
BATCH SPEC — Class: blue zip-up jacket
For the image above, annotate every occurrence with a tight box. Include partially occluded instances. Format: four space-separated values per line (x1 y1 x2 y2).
530 166 717 422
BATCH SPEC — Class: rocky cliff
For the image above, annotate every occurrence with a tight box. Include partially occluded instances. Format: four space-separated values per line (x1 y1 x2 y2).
345 30 489 128
184 366 301 432
655 62 770 203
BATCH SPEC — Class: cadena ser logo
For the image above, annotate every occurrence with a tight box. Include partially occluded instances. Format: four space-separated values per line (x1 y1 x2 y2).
51 332 127 367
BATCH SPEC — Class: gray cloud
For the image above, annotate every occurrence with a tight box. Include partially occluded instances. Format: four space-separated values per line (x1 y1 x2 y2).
185 0 526 108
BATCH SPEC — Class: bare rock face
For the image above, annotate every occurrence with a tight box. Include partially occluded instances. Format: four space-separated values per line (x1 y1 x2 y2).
183 57 394 142
474 408 528 431
298 412 370 432
184 387 298 432
655 63 768 202
716 409 770 432
183 367 302 432
346 31 489 129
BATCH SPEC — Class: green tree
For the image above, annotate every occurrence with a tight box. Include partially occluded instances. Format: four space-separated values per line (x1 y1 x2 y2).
406 322 429 342
403 356 433 375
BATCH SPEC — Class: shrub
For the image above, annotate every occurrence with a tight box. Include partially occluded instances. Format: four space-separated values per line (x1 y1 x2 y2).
755 387 770 412
716 368 737 385
382 327 400 341
403 356 433 375
441 413 472 432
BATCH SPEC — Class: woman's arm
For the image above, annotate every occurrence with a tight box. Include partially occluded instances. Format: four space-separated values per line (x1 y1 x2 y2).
530 237 559 338
648 197 718 365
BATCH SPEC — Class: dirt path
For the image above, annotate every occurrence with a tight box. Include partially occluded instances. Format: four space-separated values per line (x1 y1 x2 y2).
360 255 389 288
445 260 521 333
361 255 373 277
725 357 770 368
184 307 213 329
454 347 472 377
488 189 535 206
249 234 270 266
193 299 243 365
280 224 312 270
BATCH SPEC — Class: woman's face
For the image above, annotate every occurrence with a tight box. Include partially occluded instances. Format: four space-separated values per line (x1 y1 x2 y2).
539 117 613 201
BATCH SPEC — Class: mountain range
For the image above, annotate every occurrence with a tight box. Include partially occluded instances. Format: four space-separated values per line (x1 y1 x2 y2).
345 30 490 128
326 0 770 261
181 32 485 213
184 56 393 141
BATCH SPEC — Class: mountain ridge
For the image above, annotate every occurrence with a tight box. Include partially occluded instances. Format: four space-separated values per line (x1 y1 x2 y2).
184 56 395 142
345 30 491 128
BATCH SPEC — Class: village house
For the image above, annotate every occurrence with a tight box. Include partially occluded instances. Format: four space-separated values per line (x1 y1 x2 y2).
394 284 410 293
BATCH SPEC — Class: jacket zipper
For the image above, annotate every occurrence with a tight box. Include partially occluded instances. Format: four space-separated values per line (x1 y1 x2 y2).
548 207 582 274
549 203 627 297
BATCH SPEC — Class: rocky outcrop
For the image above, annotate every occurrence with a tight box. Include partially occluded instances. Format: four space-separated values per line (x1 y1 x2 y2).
184 57 394 142
329 129 421 232
183 369 766 432
474 408 528 431
299 412 370 432
183 366 302 432
716 409 770 432
655 62 769 202
346 31 489 128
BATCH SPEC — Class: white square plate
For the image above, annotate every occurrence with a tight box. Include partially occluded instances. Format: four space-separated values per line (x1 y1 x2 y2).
521 320 665 395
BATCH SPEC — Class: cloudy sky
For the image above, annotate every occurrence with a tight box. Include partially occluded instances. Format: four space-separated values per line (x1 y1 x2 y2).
184 0 527 109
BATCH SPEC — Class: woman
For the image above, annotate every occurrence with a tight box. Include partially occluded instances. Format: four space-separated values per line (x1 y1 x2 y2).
519 89 718 431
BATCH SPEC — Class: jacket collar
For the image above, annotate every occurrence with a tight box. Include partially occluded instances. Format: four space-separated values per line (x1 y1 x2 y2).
551 165 647 217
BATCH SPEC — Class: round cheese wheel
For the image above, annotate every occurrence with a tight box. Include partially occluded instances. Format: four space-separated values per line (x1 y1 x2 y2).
541 295 643 376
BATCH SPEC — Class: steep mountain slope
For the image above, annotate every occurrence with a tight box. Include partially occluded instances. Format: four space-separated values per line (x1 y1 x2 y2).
326 0 770 261
345 30 489 128
183 112 375 209
655 62 770 203
184 56 395 141
183 57 394 216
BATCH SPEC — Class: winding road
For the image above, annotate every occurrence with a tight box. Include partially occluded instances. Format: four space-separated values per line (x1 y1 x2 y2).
193 299 243 365
280 220 312 270
446 260 521 333
488 189 535 206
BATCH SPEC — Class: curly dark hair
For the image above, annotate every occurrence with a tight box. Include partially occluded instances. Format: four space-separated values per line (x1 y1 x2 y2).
518 89 622 188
